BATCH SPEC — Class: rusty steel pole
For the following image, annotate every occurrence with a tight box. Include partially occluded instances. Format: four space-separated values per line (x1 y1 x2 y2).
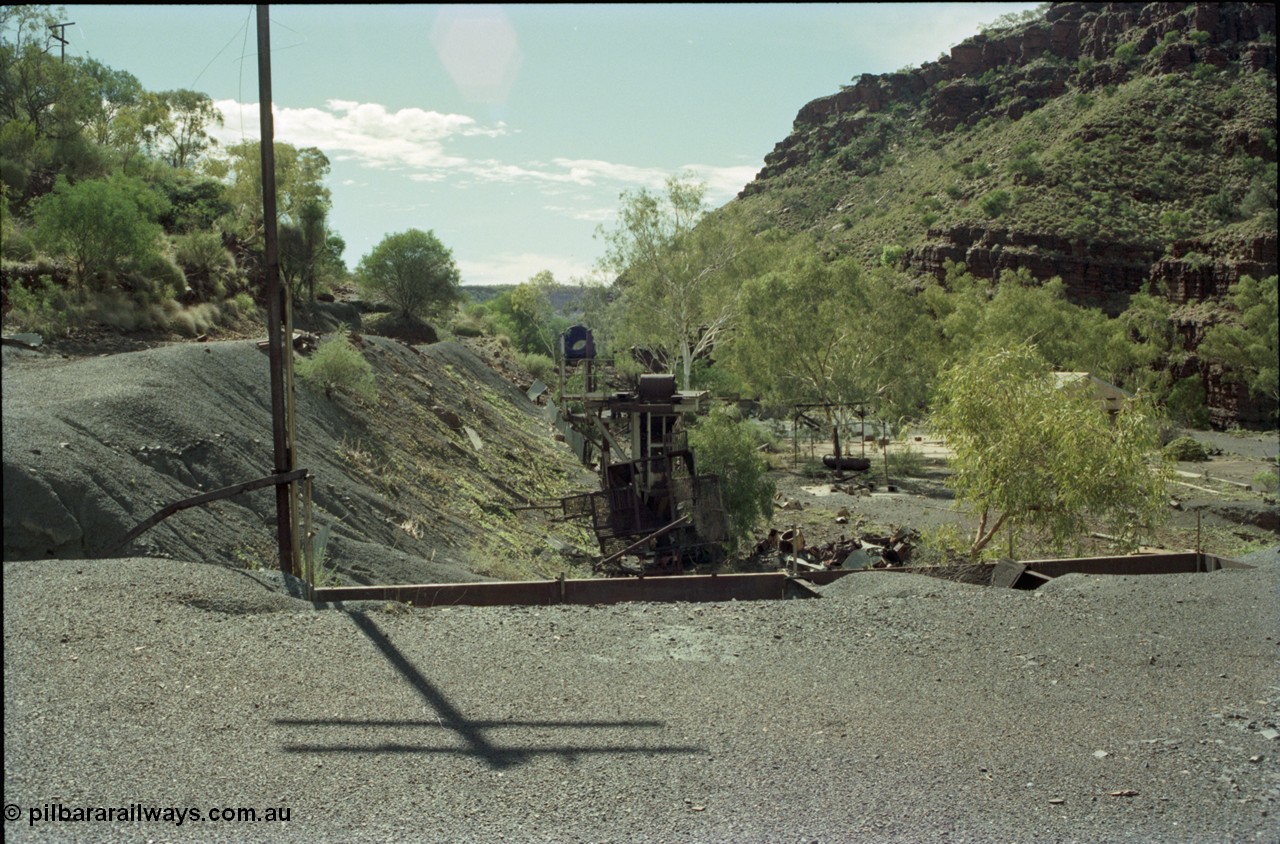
257 5 301 578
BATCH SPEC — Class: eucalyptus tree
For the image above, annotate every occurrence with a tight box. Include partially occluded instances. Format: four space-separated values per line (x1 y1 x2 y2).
725 242 937 429
597 175 764 390
931 342 1169 557
1199 274 1279 415
207 140 332 248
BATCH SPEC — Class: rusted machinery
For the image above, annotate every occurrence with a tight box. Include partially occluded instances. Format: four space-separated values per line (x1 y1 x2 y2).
555 328 728 576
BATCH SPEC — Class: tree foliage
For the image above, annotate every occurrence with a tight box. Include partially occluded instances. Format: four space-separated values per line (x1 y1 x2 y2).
296 331 377 402
931 342 1169 556
726 243 936 425
356 228 460 321
597 175 765 389
148 88 221 170
687 407 775 552
207 140 332 247
32 174 166 288
1198 275 1279 413
477 270 569 356
925 263 1132 382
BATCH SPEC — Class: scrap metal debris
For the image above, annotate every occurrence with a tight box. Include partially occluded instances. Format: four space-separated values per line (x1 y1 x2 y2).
753 526 919 570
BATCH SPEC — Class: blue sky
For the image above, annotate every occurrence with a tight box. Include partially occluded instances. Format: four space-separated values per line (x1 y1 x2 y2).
59 3 1038 286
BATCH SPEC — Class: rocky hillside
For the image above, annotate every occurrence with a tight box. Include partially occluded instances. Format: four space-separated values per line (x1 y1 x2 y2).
733 2 1276 424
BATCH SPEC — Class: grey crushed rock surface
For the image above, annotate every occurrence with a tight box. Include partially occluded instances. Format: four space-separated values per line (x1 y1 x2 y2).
5 548 1279 843
1 338 595 581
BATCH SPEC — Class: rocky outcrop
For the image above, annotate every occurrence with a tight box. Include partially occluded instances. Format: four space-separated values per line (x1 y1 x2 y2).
906 224 1157 314
905 226 1277 315
743 2 1277 189
1150 233 1278 303
736 3 1276 426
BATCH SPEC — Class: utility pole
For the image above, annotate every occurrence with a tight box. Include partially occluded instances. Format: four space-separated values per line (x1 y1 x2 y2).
257 5 302 579
48 22 74 63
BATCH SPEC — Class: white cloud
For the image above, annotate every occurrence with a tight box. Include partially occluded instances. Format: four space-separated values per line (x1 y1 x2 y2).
210 98 758 203
543 204 617 224
545 158 670 189
211 99 500 170
458 251 599 288
691 164 764 205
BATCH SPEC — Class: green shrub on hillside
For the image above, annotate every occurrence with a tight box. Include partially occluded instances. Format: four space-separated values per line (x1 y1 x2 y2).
979 189 1013 218
296 333 377 402
173 230 236 301
517 352 555 383
6 275 69 337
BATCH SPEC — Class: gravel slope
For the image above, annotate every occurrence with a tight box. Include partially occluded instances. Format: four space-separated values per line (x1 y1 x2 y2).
2 338 596 582
5 548 1278 843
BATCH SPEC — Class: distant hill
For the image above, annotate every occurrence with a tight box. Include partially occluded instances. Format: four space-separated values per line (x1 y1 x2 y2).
729 1 1276 424
462 284 591 317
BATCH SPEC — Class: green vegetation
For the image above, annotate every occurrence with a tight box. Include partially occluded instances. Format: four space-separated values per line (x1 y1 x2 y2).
1 4 353 337
356 229 460 322
3 3 1274 569
687 407 776 552
296 332 377 403
462 270 573 357
931 343 1169 556
5 273 68 337
725 242 935 424
595 175 770 389
734 47 1275 266
1199 275 1279 414
31 175 166 290
1163 436 1210 462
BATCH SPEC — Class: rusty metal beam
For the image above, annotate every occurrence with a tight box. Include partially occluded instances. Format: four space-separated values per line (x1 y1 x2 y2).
107 468 309 555
312 572 800 608
792 551 1251 590
594 515 691 571
1019 551 1247 578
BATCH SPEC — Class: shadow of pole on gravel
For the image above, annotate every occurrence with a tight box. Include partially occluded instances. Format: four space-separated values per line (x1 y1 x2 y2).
276 611 703 769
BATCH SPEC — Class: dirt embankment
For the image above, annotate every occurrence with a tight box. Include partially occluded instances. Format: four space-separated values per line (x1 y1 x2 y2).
2 336 598 583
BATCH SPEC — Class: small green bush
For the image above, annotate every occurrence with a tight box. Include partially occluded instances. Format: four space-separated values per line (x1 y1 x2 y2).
517 351 555 383
126 254 186 305
1163 436 1209 462
1253 468 1279 493
688 407 776 553
1 223 37 261
5 275 69 336
173 230 235 301
451 316 486 337
880 244 906 267
229 292 257 314
979 189 1013 218
296 333 377 402
1166 376 1210 428
887 444 926 477
87 289 162 332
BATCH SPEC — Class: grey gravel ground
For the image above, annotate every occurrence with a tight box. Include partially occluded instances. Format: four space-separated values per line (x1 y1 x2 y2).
5 548 1279 843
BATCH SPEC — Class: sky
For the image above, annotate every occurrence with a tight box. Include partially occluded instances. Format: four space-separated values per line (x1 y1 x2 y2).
57 3 1039 287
